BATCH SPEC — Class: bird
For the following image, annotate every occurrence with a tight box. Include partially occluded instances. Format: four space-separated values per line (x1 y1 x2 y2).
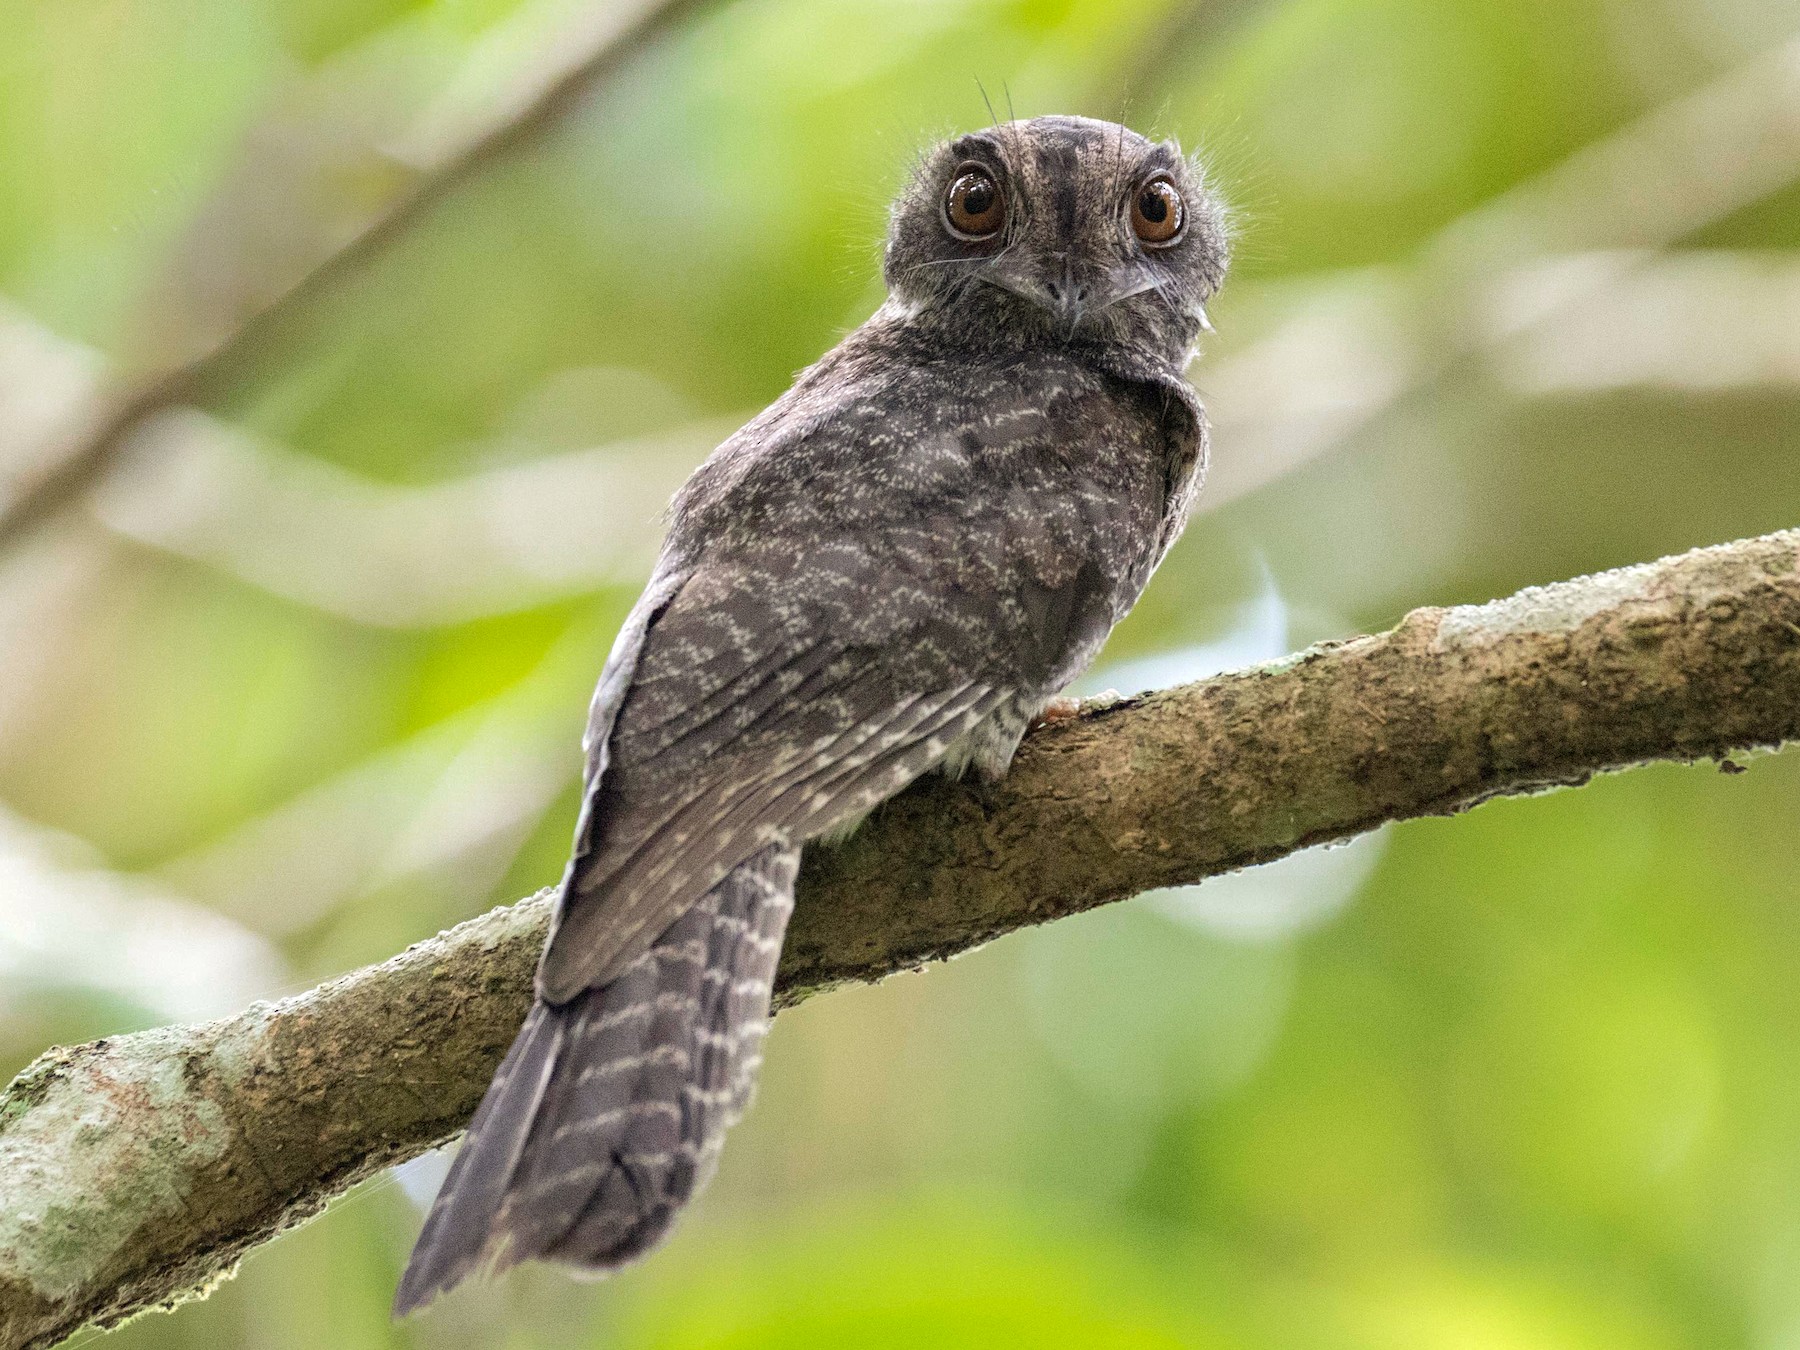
392 114 1230 1314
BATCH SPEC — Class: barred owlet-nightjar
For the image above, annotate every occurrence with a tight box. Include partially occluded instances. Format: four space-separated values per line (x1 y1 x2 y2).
394 115 1229 1312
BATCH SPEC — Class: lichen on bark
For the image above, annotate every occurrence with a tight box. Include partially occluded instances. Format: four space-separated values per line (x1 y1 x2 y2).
3 527 1799 1350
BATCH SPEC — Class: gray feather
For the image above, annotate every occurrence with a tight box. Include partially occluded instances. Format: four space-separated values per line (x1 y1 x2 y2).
397 114 1229 1314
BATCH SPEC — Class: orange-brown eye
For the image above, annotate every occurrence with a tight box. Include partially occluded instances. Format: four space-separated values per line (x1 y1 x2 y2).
1131 176 1184 245
943 167 1005 239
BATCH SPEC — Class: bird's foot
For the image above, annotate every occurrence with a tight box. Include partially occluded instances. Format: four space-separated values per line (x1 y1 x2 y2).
1030 695 1085 730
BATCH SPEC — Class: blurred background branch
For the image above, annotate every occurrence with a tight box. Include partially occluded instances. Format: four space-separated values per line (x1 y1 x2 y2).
5 1 1800 1344
8 36 1799 630
5 526 1798 1350
0 0 711 555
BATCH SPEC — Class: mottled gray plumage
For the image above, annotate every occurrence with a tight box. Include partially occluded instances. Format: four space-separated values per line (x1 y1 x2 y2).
394 115 1229 1314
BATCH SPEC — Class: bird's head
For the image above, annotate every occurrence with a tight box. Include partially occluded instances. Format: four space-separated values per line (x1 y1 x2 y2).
883 115 1229 364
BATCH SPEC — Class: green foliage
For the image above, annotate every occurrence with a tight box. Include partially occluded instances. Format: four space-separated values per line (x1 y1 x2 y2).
3 0 1799 1344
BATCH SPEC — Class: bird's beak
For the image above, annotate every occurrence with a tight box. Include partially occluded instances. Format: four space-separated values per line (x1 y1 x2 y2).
984 260 1159 334
1046 262 1086 332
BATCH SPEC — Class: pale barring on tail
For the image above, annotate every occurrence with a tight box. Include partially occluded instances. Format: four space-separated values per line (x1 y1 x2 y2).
394 114 1229 1314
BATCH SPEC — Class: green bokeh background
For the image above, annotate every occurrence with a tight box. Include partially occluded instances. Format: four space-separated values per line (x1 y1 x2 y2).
3 0 1799 1345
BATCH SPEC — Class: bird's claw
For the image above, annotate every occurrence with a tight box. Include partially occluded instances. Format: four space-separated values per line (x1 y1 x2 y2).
1030 695 1085 730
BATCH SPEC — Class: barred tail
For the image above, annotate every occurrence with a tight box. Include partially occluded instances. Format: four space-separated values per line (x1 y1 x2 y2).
392 842 800 1315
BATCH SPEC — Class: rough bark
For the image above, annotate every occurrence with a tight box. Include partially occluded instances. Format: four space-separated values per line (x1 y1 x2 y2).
4 527 1799 1349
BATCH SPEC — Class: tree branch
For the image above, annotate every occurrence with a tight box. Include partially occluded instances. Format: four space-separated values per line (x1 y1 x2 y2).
0 0 712 555
5 527 1800 1349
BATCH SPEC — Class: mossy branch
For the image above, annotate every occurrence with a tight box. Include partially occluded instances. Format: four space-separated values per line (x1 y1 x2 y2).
4 527 1800 1349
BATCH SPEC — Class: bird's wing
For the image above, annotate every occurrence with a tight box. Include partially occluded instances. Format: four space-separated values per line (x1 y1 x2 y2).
561 567 689 841
537 350 1176 1005
535 532 1036 1003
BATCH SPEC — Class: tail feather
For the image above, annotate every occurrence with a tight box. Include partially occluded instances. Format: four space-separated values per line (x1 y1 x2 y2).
531 893 716 1263
389 997 566 1313
393 842 799 1315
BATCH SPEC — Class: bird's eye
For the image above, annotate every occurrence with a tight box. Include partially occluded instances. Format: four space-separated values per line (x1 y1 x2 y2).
1131 176 1185 246
943 167 1005 240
